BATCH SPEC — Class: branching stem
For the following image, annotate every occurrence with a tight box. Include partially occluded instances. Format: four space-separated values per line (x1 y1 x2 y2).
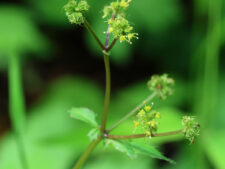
84 19 105 50
72 136 101 169
105 129 183 140
107 92 157 133
106 38 118 52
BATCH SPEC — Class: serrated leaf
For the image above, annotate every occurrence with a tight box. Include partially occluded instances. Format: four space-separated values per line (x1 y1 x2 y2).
69 107 98 127
87 128 100 141
106 139 137 159
127 141 175 164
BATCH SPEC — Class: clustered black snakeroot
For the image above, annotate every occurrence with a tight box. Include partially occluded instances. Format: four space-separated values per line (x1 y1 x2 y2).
64 1 200 169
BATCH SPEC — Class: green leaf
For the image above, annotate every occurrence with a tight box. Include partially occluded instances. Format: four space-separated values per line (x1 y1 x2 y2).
69 107 98 127
84 152 154 169
204 131 225 169
106 139 174 163
0 6 48 64
0 76 104 169
106 139 137 159
129 0 182 34
25 0 69 26
87 128 100 141
127 141 175 164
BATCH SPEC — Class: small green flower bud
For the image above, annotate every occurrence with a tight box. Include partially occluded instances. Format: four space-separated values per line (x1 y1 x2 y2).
103 6 112 18
64 0 89 25
144 105 152 112
147 74 174 100
182 116 200 143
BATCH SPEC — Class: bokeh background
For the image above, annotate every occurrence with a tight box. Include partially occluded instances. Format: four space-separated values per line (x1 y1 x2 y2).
0 0 225 169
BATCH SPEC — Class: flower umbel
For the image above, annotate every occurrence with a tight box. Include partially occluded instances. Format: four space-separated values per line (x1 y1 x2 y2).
182 116 200 143
133 103 161 137
64 0 89 25
147 74 174 100
103 0 138 44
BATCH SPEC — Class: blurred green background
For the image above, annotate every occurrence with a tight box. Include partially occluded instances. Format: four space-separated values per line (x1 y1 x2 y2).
0 0 224 169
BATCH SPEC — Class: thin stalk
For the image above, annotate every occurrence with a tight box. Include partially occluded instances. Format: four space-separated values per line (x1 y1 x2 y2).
84 19 105 51
15 134 29 169
100 54 111 132
73 136 101 169
105 129 183 140
73 15 115 169
106 38 118 52
107 92 157 133
100 15 114 133
9 52 29 169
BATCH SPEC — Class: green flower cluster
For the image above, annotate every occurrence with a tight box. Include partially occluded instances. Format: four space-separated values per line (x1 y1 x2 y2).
182 116 200 143
147 74 174 100
64 0 89 25
103 0 138 44
133 104 161 137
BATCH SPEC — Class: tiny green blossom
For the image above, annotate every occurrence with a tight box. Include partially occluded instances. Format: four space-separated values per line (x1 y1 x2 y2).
64 0 89 25
133 103 161 137
103 0 131 19
103 0 138 44
182 116 200 143
147 74 174 100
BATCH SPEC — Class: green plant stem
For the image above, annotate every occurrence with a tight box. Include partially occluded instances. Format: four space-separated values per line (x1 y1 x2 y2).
107 92 157 133
84 19 105 51
9 52 29 169
105 129 183 140
100 14 114 133
15 134 29 169
106 38 118 52
100 54 111 132
72 136 102 169
74 16 115 169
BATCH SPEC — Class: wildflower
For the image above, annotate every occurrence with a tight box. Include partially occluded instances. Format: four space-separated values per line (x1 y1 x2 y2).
103 0 138 44
133 103 161 138
64 0 89 25
120 35 126 42
144 105 152 112
155 112 161 118
147 74 174 100
182 116 200 143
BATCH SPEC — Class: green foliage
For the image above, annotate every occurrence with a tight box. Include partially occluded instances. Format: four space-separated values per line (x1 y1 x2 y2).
64 0 89 24
127 141 175 164
129 0 181 34
84 152 154 169
205 132 225 169
0 77 104 169
88 128 100 141
0 6 48 69
25 0 69 26
1 0 216 167
69 107 98 127
106 139 175 163
106 139 137 159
